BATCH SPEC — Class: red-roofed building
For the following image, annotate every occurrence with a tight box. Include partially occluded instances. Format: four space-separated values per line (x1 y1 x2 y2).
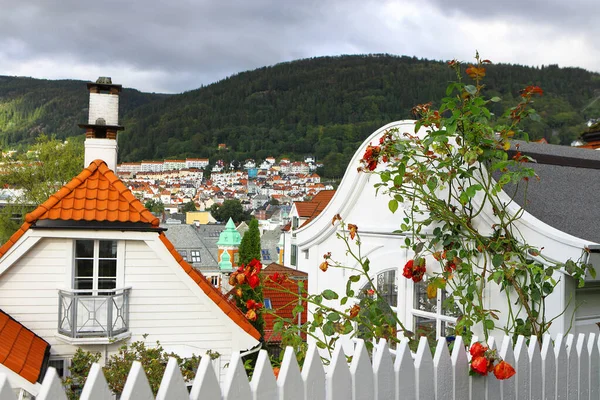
0 78 259 396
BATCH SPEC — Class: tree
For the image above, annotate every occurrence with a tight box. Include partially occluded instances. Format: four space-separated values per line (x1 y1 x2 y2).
209 199 250 223
239 219 261 265
144 199 164 213
181 201 197 213
0 134 84 242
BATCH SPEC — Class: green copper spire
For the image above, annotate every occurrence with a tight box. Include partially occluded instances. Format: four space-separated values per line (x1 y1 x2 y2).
216 218 241 246
219 250 233 272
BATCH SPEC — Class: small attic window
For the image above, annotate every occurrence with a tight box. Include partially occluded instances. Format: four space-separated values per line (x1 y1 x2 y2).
263 298 272 309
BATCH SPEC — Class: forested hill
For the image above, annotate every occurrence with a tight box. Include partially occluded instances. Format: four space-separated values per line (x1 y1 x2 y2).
2 55 600 177
0 75 163 145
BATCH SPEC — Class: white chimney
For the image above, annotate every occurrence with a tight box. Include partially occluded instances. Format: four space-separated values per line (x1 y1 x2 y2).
79 77 123 171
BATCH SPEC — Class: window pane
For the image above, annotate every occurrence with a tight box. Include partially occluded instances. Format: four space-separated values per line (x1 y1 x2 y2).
377 270 397 307
75 240 94 258
99 240 117 258
75 279 93 290
441 291 462 318
75 260 93 277
414 279 437 313
441 320 457 337
99 260 117 277
414 315 437 348
98 279 116 290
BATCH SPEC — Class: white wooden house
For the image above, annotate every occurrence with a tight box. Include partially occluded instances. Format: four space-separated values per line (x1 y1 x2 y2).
0 78 259 397
283 120 600 346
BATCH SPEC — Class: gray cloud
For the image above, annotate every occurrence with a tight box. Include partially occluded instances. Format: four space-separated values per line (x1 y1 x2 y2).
0 0 598 93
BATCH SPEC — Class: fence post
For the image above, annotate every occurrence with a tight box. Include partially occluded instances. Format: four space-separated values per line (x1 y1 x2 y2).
302 344 325 400
349 339 373 400
433 337 452 400
373 339 394 400
527 337 542 400
414 336 434 400
190 354 221 400
326 343 352 400
120 361 153 400
395 338 416 400
451 336 469 400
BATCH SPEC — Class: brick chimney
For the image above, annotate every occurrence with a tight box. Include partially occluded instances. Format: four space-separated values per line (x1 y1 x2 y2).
78 77 124 170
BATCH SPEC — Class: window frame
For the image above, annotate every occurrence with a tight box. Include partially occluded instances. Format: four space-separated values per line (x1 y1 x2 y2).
190 250 201 263
73 239 119 293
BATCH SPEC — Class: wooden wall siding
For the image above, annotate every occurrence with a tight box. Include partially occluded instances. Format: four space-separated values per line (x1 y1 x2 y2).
3 333 600 399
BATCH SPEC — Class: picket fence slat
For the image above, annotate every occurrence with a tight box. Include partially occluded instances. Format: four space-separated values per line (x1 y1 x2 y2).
486 337 501 400
589 333 600 400
302 343 326 400
349 339 373 400
251 350 278 400
327 344 352 400
278 347 304 400
37 367 68 400
451 336 469 400
2 333 600 400
434 337 452 400
395 338 416 400
527 337 542 400
120 361 153 400
80 363 113 400
223 351 252 400
415 336 434 399
190 355 221 400
0 374 18 400
541 334 556 400
373 339 394 400
513 336 528 400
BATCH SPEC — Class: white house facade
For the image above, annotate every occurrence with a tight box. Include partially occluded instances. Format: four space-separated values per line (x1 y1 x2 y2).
284 120 600 346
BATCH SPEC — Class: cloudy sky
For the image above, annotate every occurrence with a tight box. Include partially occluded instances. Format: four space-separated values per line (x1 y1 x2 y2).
1 0 598 94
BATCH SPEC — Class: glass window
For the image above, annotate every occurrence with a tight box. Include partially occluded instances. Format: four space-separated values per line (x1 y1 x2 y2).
74 240 118 293
264 298 272 309
190 250 201 263
411 278 461 347
179 250 187 261
291 245 297 266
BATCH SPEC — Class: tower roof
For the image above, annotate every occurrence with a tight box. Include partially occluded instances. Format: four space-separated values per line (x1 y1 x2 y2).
216 218 241 246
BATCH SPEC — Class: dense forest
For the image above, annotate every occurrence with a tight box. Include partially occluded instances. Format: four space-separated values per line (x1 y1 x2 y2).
1 55 600 177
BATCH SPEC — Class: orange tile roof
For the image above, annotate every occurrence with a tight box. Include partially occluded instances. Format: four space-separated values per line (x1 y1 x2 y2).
0 159 159 259
158 233 260 340
292 190 336 227
0 310 50 383
0 160 260 341
261 264 308 343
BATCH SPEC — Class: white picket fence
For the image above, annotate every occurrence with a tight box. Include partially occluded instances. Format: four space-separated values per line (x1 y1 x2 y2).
1 332 600 399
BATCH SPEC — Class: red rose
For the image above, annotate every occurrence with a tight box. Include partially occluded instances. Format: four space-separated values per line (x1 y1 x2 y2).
471 356 489 376
493 361 516 380
247 274 260 289
402 259 414 279
236 273 246 285
469 342 487 358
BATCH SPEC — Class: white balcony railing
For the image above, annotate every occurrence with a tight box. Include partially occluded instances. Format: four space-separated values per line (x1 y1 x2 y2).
58 287 131 340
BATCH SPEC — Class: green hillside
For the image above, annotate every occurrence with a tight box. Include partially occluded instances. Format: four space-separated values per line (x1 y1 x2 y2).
2 55 600 177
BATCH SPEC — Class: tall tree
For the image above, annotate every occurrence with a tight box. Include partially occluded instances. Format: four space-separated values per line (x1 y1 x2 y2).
0 134 84 242
239 218 261 265
209 199 249 223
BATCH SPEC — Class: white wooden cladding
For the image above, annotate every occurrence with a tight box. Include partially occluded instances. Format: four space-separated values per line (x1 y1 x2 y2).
2 333 600 400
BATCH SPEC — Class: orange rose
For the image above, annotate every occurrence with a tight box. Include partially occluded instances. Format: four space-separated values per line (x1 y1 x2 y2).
493 361 516 380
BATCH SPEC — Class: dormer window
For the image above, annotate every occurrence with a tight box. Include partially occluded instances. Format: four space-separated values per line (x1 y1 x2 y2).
74 240 117 292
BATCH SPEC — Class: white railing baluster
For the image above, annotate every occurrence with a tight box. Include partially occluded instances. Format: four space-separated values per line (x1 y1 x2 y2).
565 334 577 400
302 343 326 400
278 347 304 400
486 337 500 400
541 334 556 400
120 361 153 400
373 339 394 400
37 367 68 400
190 355 221 400
555 333 568 400
349 339 373 400
394 338 416 400
155 358 190 400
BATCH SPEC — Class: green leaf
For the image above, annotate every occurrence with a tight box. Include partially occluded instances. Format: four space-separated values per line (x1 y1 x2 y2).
490 96 501 102
327 312 341 322
589 264 597 279
322 289 339 300
484 319 495 330
349 275 360 283
492 254 504 268
427 177 438 192
323 321 335 336
316 341 327 349
388 199 399 214
465 85 477 95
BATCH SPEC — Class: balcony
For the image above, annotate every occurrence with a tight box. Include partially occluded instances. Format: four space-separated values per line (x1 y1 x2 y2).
57 287 131 344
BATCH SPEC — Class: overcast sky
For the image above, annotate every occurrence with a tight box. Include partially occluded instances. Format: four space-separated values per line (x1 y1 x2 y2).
1 0 598 94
